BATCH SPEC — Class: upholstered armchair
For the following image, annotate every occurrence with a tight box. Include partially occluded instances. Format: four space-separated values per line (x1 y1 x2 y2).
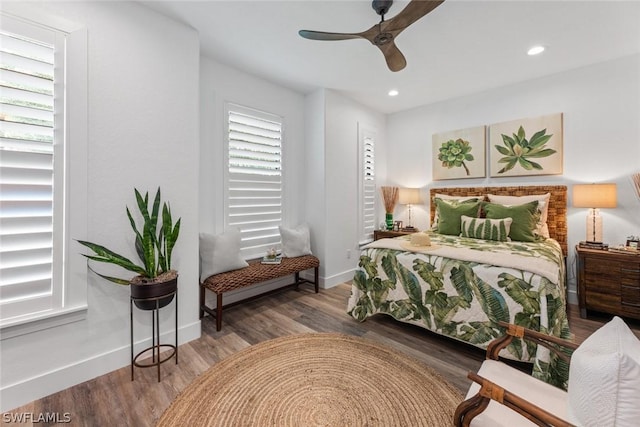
454 317 640 427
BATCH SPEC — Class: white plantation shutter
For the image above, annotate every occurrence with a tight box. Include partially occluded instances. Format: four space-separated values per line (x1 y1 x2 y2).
226 104 283 259
358 127 376 244
0 19 64 322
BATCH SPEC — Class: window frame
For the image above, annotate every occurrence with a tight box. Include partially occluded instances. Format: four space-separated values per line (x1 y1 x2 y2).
223 102 285 260
0 7 88 339
358 124 376 245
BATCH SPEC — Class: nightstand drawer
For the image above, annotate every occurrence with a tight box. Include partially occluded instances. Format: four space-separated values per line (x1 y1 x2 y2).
622 303 640 318
621 266 640 280
584 278 620 295
621 285 640 304
586 291 620 313
583 258 623 274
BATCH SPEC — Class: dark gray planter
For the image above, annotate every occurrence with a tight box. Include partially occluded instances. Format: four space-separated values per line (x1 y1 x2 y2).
130 276 177 310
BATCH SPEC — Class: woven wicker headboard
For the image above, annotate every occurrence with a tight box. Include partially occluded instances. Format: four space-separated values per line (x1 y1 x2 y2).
429 185 568 256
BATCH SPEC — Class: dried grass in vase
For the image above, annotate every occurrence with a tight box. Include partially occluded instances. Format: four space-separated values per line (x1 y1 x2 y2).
633 173 640 200
381 186 399 213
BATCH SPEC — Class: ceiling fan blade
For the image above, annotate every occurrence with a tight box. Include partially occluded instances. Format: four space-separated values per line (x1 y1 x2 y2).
298 30 363 41
385 0 445 33
376 41 407 72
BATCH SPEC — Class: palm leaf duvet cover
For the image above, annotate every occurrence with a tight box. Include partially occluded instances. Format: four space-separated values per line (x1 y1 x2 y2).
347 232 571 389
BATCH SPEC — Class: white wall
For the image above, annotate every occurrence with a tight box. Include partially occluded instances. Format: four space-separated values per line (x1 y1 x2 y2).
321 90 387 286
385 54 640 302
304 90 327 277
199 56 307 303
1 1 200 412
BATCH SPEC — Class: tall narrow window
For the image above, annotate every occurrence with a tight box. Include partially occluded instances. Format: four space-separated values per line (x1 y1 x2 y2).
1 12 87 334
358 126 376 244
1 21 61 322
226 104 283 259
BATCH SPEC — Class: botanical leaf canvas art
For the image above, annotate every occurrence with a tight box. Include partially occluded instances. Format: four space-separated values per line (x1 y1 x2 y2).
489 113 563 177
432 125 486 180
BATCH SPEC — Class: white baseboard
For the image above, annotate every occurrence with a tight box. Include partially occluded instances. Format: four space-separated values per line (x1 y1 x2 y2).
322 268 355 289
0 321 201 413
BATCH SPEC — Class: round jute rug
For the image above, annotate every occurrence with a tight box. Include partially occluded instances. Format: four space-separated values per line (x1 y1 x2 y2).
157 333 463 427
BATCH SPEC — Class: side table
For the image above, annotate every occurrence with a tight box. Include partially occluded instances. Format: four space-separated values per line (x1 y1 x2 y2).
130 289 178 381
576 245 640 320
373 229 416 241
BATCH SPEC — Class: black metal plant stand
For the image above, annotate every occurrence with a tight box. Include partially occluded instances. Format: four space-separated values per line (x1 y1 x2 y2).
130 289 178 382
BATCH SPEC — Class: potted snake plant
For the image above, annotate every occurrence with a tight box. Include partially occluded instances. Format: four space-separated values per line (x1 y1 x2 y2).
77 187 181 310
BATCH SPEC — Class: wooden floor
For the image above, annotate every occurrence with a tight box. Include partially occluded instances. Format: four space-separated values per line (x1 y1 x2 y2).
4 282 639 426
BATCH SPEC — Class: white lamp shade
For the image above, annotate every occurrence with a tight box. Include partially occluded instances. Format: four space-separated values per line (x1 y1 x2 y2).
399 188 421 205
573 183 617 208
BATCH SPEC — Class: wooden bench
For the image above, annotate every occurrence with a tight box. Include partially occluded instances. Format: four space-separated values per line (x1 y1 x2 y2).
199 255 320 331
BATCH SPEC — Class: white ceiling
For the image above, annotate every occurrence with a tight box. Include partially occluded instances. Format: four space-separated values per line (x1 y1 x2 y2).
143 0 640 114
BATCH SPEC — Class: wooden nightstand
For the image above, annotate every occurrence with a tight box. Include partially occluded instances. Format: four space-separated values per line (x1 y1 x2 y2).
373 230 416 241
576 245 640 320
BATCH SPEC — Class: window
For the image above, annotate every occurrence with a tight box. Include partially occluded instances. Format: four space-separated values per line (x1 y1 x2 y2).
358 126 376 244
0 11 87 337
225 103 283 259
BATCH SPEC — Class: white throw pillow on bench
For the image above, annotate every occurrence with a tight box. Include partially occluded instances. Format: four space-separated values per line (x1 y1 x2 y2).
279 224 312 257
199 228 248 280
567 316 640 426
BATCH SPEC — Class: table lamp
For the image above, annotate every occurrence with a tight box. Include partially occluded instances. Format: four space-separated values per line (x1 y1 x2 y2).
573 183 617 243
399 188 422 231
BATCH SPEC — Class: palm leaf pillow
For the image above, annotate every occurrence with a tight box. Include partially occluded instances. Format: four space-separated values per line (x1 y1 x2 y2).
460 215 512 241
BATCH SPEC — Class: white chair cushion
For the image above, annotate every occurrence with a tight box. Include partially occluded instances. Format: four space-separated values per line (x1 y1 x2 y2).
199 229 248 280
466 359 568 427
567 316 640 427
279 224 312 257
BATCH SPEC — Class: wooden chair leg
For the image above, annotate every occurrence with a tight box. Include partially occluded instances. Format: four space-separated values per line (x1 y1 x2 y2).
199 284 205 319
314 267 319 293
294 272 300 290
216 293 223 331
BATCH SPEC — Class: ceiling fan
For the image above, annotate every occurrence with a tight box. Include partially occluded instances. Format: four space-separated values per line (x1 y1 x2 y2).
299 0 445 72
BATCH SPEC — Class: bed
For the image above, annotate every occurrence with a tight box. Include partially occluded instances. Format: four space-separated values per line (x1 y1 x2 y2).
347 185 571 388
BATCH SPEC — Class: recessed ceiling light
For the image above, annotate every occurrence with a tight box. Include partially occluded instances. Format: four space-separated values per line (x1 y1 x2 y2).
388 89 399 97
527 45 545 56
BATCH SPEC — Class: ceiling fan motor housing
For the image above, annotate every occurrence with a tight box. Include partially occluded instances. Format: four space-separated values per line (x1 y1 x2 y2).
372 0 393 17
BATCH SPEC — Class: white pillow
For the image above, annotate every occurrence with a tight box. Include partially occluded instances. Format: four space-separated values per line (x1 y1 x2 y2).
487 193 551 238
280 224 312 257
567 316 640 427
431 194 482 230
199 229 248 280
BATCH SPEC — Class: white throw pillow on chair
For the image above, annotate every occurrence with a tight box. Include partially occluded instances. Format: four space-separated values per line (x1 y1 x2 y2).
199 228 249 280
279 224 312 257
567 316 640 426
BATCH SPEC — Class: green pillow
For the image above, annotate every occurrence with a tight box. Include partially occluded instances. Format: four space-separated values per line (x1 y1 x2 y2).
435 199 482 235
483 201 539 242
460 215 513 242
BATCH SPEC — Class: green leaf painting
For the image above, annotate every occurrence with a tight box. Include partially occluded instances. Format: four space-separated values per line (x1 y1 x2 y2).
489 113 563 177
438 138 474 175
494 126 556 174
432 125 486 180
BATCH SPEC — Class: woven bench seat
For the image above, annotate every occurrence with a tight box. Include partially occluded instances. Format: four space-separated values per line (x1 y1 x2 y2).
199 255 320 331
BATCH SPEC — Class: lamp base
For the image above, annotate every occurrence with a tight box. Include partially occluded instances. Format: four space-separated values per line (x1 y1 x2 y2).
585 208 603 243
